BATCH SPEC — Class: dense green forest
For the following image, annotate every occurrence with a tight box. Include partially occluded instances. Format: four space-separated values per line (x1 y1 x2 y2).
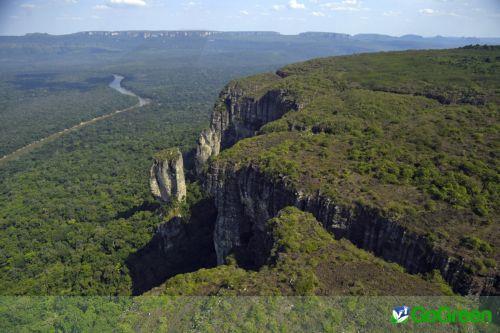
2 295 495 332
0 72 136 157
0 55 280 295
0 33 498 333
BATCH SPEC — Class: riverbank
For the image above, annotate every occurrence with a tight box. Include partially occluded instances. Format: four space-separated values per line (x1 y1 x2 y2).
0 75 150 166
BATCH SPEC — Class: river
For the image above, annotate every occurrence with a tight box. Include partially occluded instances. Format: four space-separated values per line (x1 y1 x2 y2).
109 74 149 107
0 74 150 165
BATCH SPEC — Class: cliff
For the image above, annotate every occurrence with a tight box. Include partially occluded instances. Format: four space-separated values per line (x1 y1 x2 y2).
206 162 497 295
195 74 301 173
150 207 450 296
150 47 499 296
195 48 499 295
127 197 217 295
150 148 187 204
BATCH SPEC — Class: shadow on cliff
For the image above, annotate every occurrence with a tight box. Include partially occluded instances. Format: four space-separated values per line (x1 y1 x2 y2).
126 198 218 295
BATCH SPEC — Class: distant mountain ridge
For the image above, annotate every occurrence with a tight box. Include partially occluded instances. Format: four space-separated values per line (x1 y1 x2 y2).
6 30 499 44
1 30 499 73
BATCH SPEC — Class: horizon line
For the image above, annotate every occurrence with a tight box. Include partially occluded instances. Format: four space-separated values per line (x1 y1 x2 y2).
1 30 499 39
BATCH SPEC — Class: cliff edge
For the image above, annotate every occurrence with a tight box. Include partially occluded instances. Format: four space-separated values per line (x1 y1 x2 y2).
152 47 499 296
194 47 500 295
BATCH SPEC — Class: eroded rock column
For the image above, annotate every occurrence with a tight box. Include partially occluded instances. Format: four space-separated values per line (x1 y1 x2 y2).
150 148 186 204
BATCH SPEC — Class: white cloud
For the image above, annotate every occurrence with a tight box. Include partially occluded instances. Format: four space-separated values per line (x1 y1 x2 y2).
383 10 400 17
419 8 436 15
288 0 305 10
20 3 36 9
418 8 460 17
239 10 249 15
93 4 110 10
321 0 363 11
109 0 147 7
182 1 201 9
272 5 285 11
57 16 84 21
312 11 325 17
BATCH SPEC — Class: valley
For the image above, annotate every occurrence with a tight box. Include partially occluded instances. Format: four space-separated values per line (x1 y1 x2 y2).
0 74 149 166
0 30 497 332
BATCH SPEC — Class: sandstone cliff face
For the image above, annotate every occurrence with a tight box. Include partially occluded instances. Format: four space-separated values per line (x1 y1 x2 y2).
192 78 498 295
150 148 187 204
153 67 497 296
127 197 218 295
205 163 498 295
195 85 300 173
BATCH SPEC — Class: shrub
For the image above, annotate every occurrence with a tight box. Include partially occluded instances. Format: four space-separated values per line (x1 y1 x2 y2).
460 236 493 253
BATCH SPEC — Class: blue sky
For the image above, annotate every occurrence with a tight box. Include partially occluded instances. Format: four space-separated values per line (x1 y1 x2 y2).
1 0 499 36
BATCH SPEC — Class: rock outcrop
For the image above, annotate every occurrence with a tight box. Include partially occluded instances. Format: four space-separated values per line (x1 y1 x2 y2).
205 163 499 295
126 197 218 295
195 82 300 173
150 148 187 204
191 72 498 295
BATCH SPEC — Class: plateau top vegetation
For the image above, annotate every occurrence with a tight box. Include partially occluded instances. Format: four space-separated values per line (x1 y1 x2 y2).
174 45 499 295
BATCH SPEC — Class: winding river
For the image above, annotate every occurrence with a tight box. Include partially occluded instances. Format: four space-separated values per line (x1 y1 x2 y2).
0 74 150 165
109 74 149 107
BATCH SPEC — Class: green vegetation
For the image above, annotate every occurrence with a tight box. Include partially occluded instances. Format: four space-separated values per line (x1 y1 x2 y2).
154 147 182 161
151 207 447 296
2 296 495 333
0 63 265 295
0 72 136 156
216 47 499 273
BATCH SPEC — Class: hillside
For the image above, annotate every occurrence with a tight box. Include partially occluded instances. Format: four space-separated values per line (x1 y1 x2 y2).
154 46 499 296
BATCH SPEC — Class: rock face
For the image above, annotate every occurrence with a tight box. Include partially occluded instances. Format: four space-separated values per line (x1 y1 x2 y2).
158 66 498 296
195 84 300 173
126 197 218 295
150 148 187 204
205 163 498 295
194 80 498 294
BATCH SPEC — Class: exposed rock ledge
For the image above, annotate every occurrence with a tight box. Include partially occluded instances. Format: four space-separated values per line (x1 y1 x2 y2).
150 148 187 204
158 70 497 296
195 83 301 173
206 163 498 295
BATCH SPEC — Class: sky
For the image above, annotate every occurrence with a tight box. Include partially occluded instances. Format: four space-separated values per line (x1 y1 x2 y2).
0 0 499 37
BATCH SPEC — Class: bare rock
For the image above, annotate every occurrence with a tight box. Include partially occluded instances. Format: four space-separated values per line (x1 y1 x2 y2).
150 148 186 204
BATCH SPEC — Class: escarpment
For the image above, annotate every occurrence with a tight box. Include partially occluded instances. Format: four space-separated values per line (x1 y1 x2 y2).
205 163 498 295
195 78 301 173
152 48 499 296
150 148 187 204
